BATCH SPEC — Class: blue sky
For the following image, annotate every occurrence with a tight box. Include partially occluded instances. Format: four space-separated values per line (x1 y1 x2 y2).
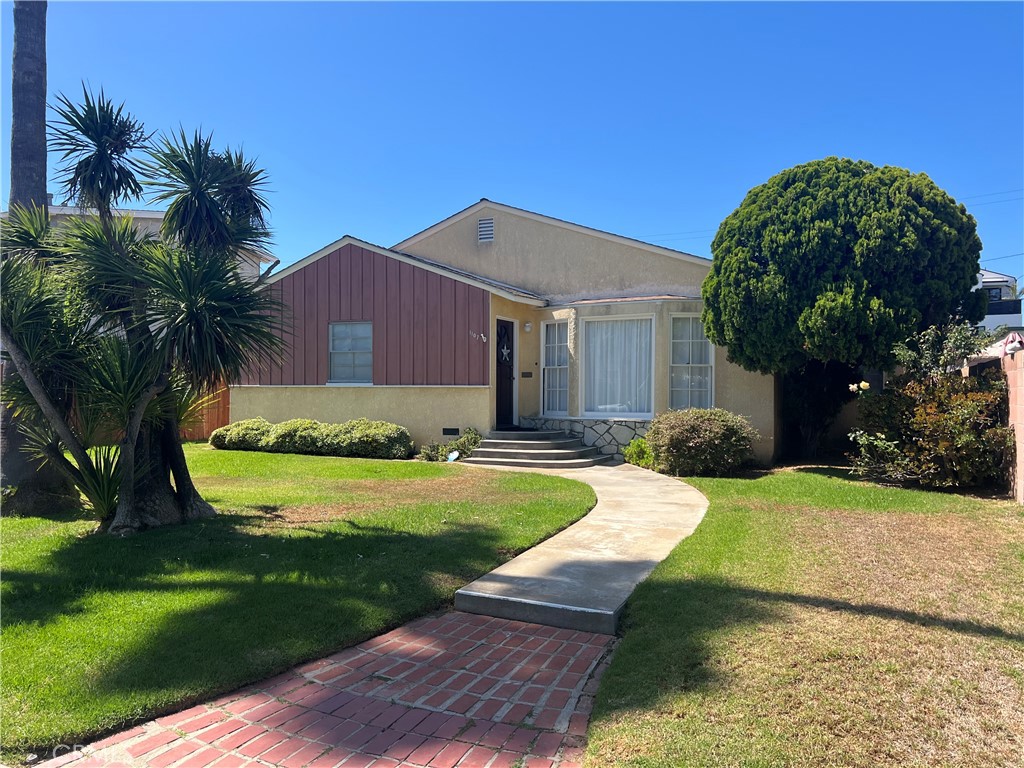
2 2 1022 279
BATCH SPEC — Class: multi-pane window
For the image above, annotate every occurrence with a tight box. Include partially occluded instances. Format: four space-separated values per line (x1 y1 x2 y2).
543 321 569 415
670 316 712 409
583 318 653 417
329 322 372 383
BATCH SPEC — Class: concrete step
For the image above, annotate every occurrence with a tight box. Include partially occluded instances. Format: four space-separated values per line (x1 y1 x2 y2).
488 430 567 441
471 446 600 461
455 463 710 633
479 438 584 450
462 455 613 469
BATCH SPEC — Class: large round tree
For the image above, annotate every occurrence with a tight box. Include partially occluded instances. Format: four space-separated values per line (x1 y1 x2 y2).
702 156 986 455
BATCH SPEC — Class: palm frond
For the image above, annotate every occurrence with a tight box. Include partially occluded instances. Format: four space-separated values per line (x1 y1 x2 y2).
49 86 149 212
56 214 153 319
143 130 271 254
0 204 60 261
142 245 283 390
79 334 164 418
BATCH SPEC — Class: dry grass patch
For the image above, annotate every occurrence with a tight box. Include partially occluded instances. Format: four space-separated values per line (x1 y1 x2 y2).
587 470 1024 768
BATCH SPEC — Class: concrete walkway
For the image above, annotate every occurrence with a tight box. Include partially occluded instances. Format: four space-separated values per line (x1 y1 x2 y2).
456 462 709 634
35 464 707 768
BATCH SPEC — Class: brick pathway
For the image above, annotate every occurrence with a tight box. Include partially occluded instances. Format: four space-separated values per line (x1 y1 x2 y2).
39 612 615 768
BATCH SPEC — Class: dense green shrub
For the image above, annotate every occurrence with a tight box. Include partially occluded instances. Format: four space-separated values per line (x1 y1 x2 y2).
209 418 272 450
209 417 412 459
623 437 655 470
261 419 322 454
419 427 482 462
851 367 1012 489
646 408 758 477
314 419 414 459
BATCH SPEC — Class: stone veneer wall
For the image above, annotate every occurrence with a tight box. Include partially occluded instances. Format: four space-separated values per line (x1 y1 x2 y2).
519 417 649 461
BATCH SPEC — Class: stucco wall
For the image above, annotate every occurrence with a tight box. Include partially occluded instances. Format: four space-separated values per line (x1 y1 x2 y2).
1003 350 1024 504
501 298 777 464
399 205 710 302
230 386 491 448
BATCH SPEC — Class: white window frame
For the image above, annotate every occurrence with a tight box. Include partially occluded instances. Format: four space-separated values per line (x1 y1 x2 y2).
328 321 373 384
541 320 569 417
669 313 714 410
580 314 655 420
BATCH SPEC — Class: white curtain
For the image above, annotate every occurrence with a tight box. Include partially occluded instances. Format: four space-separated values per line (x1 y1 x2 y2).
584 318 652 415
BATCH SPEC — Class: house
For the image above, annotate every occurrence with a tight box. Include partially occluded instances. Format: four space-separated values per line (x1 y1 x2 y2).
233 200 779 462
977 269 1022 331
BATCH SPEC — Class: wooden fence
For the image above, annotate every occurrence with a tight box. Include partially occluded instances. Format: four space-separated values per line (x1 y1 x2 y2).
180 387 231 442
1003 350 1023 504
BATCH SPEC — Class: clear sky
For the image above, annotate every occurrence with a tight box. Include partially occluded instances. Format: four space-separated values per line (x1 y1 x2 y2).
2 1 1022 280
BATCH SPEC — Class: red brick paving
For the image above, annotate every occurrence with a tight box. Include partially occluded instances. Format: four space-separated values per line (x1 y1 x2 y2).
37 612 615 768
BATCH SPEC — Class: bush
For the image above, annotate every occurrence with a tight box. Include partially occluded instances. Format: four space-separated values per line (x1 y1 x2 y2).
314 418 414 459
419 427 482 462
261 418 322 454
646 408 758 477
209 417 271 450
209 417 412 459
623 437 655 470
851 367 1012 489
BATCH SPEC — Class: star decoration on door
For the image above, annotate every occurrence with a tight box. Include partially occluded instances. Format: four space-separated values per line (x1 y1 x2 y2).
500 345 511 361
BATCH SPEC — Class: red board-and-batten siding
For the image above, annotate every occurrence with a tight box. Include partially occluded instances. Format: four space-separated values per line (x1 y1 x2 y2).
241 243 491 387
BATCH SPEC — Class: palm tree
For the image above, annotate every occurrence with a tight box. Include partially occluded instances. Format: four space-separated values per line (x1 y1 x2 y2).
9 0 47 209
1 89 281 534
2 0 79 512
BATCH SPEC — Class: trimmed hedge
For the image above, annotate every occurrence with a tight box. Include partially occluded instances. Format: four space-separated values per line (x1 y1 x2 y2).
209 417 412 459
646 408 758 477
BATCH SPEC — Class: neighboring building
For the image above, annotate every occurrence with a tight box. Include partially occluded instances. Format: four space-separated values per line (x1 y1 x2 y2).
233 200 779 463
8 201 270 280
978 269 1022 331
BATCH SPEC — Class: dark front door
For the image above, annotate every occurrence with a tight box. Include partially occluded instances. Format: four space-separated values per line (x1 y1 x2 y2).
495 319 515 428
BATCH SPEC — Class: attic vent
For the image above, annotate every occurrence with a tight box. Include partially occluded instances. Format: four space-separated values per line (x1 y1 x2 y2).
477 217 494 243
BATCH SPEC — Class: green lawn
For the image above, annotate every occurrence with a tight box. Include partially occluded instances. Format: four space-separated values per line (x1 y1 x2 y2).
587 469 1024 767
0 444 595 760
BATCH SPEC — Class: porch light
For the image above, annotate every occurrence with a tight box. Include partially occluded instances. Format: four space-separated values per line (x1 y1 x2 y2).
524 322 533 333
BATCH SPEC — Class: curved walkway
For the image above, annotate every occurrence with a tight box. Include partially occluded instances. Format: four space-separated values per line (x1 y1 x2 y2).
36 465 707 768
457 462 710 634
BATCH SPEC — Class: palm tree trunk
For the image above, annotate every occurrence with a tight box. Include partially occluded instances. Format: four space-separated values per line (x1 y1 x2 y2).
9 0 48 210
3 0 78 514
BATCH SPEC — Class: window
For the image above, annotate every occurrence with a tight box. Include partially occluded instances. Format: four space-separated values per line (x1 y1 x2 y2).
583 317 653 417
987 286 1003 302
670 316 713 409
543 321 569 415
329 322 372 383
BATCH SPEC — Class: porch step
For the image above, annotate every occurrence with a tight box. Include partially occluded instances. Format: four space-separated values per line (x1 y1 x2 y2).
463 455 613 469
488 430 566 441
471 445 601 461
467 429 614 469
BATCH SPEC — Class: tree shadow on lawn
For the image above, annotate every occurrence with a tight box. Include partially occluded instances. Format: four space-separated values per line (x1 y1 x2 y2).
2 512 513 729
598 575 1024 715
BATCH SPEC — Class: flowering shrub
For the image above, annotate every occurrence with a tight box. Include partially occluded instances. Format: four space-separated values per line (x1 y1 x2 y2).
646 408 758 477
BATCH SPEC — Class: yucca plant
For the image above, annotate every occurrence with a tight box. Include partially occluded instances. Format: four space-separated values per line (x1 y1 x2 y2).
1 87 282 534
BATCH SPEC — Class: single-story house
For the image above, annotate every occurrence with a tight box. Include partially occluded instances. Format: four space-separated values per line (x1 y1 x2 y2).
234 200 779 462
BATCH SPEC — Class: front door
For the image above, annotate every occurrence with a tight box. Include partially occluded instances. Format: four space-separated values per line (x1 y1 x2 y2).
495 319 515 428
